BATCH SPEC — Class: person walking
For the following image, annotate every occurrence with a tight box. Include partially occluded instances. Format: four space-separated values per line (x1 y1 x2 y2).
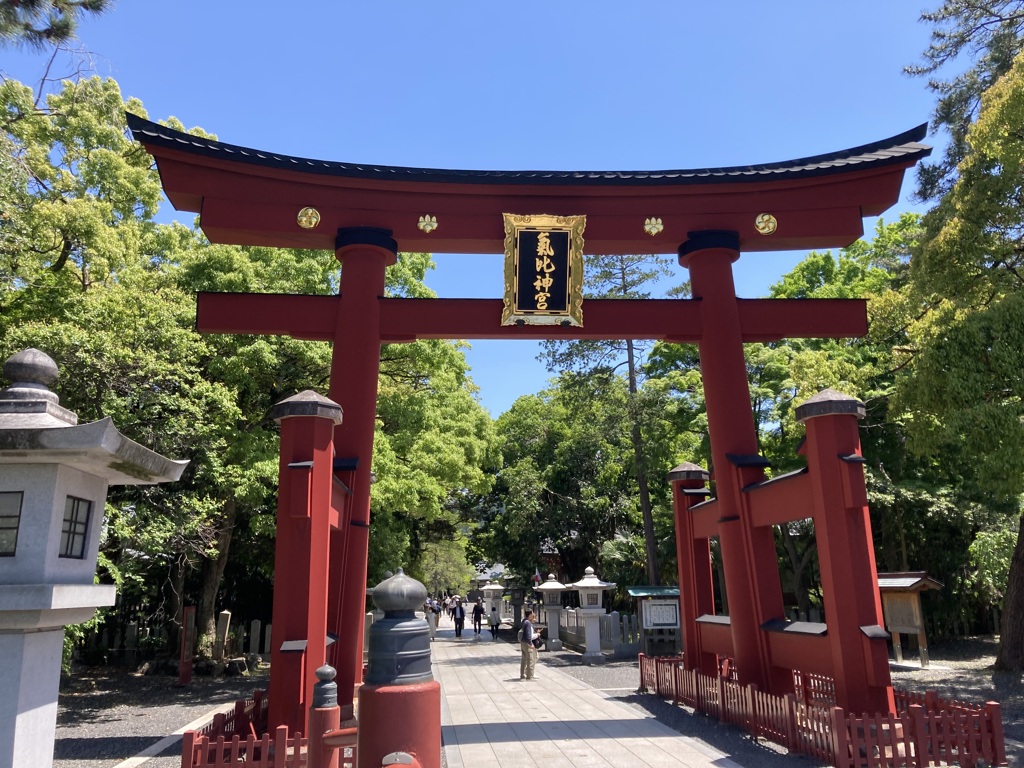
472 598 485 635
520 609 538 679
453 598 466 637
488 607 500 639
425 598 437 641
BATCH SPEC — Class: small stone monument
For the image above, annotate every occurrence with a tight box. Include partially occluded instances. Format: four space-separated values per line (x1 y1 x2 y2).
0 349 187 768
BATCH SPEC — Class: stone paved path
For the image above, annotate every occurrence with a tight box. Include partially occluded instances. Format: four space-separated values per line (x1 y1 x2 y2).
432 631 746 768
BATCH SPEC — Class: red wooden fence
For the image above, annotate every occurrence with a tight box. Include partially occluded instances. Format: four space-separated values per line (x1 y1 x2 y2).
179 692 356 768
638 653 1006 767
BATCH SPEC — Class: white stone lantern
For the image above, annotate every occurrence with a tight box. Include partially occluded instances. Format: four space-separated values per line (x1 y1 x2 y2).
569 566 616 664
535 574 567 651
0 349 187 768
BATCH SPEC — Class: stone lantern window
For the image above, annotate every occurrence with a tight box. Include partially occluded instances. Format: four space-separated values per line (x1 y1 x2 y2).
0 491 22 555
59 496 92 559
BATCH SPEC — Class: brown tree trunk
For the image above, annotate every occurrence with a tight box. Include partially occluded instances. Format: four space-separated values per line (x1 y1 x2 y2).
995 514 1024 671
624 337 659 585
195 497 237 655
164 553 188 652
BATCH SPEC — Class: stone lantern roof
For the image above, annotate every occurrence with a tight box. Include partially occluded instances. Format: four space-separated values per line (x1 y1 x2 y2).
569 566 616 591
0 349 188 484
536 574 568 594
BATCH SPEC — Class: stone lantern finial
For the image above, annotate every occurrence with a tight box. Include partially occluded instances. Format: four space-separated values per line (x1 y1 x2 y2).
0 348 77 427
3 348 59 390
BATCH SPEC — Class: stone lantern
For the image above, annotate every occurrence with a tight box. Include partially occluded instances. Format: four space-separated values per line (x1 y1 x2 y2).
507 583 526 629
569 566 616 664
0 349 187 768
535 574 567 651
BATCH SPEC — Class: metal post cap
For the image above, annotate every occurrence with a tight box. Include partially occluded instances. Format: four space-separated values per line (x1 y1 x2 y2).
312 664 338 708
372 568 428 613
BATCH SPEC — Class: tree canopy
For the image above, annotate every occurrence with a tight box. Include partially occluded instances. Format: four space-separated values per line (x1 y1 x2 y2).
0 0 108 49
0 73 498 653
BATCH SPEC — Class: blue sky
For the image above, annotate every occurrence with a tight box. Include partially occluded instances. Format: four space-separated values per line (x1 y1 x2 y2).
4 2 941 415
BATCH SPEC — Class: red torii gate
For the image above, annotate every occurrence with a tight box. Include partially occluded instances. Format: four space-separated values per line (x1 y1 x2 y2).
128 114 929 723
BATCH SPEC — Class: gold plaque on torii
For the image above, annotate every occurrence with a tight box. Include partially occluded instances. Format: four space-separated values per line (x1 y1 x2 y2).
501 213 585 327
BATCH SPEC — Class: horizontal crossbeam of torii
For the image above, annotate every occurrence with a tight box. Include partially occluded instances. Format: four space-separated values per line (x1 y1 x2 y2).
196 293 867 342
128 113 930 726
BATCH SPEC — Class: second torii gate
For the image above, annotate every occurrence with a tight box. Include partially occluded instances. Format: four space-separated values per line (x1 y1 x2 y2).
128 114 929 722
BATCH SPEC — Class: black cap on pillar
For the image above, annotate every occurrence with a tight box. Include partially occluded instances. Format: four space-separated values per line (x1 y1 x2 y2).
678 230 740 266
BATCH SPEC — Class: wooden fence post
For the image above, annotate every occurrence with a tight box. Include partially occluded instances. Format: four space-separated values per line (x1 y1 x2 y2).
180 731 195 768
830 707 848 768
717 675 726 721
273 725 289 768
783 693 797 750
909 703 928 768
986 701 1006 767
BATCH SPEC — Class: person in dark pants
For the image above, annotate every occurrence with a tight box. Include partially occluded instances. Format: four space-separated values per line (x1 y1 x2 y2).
453 599 466 637
472 598 485 634
488 607 500 639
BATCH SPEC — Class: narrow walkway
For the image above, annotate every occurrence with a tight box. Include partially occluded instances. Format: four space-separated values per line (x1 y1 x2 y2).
431 628 745 768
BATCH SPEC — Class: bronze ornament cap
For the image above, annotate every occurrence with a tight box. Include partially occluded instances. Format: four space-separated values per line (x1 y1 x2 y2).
794 388 865 423
270 390 343 424
667 461 709 483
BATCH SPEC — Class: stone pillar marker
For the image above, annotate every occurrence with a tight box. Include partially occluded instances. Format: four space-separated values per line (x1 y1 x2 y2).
0 349 186 768
249 619 262 655
213 609 232 661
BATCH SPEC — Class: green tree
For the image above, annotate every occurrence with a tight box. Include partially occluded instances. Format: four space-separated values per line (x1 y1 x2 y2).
909 0 1024 198
899 48 1024 669
0 75 500 656
477 378 640 583
539 254 676 584
0 0 108 48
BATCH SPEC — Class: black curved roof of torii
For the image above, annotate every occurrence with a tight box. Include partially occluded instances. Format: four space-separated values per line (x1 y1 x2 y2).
128 114 931 254
127 114 929 187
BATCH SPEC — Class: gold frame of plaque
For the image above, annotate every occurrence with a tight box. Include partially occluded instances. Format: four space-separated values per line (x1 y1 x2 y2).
501 213 585 326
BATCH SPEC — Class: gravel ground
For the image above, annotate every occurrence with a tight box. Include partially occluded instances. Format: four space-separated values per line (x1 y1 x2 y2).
54 666 269 768
888 636 1024 766
53 636 1024 767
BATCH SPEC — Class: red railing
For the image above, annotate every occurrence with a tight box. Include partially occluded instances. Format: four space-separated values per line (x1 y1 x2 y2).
637 653 1007 767
184 689 269 751
793 668 837 708
180 694 356 768
182 725 307 767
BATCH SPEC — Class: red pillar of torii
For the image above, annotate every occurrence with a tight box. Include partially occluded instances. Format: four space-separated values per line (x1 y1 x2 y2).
127 114 930 717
